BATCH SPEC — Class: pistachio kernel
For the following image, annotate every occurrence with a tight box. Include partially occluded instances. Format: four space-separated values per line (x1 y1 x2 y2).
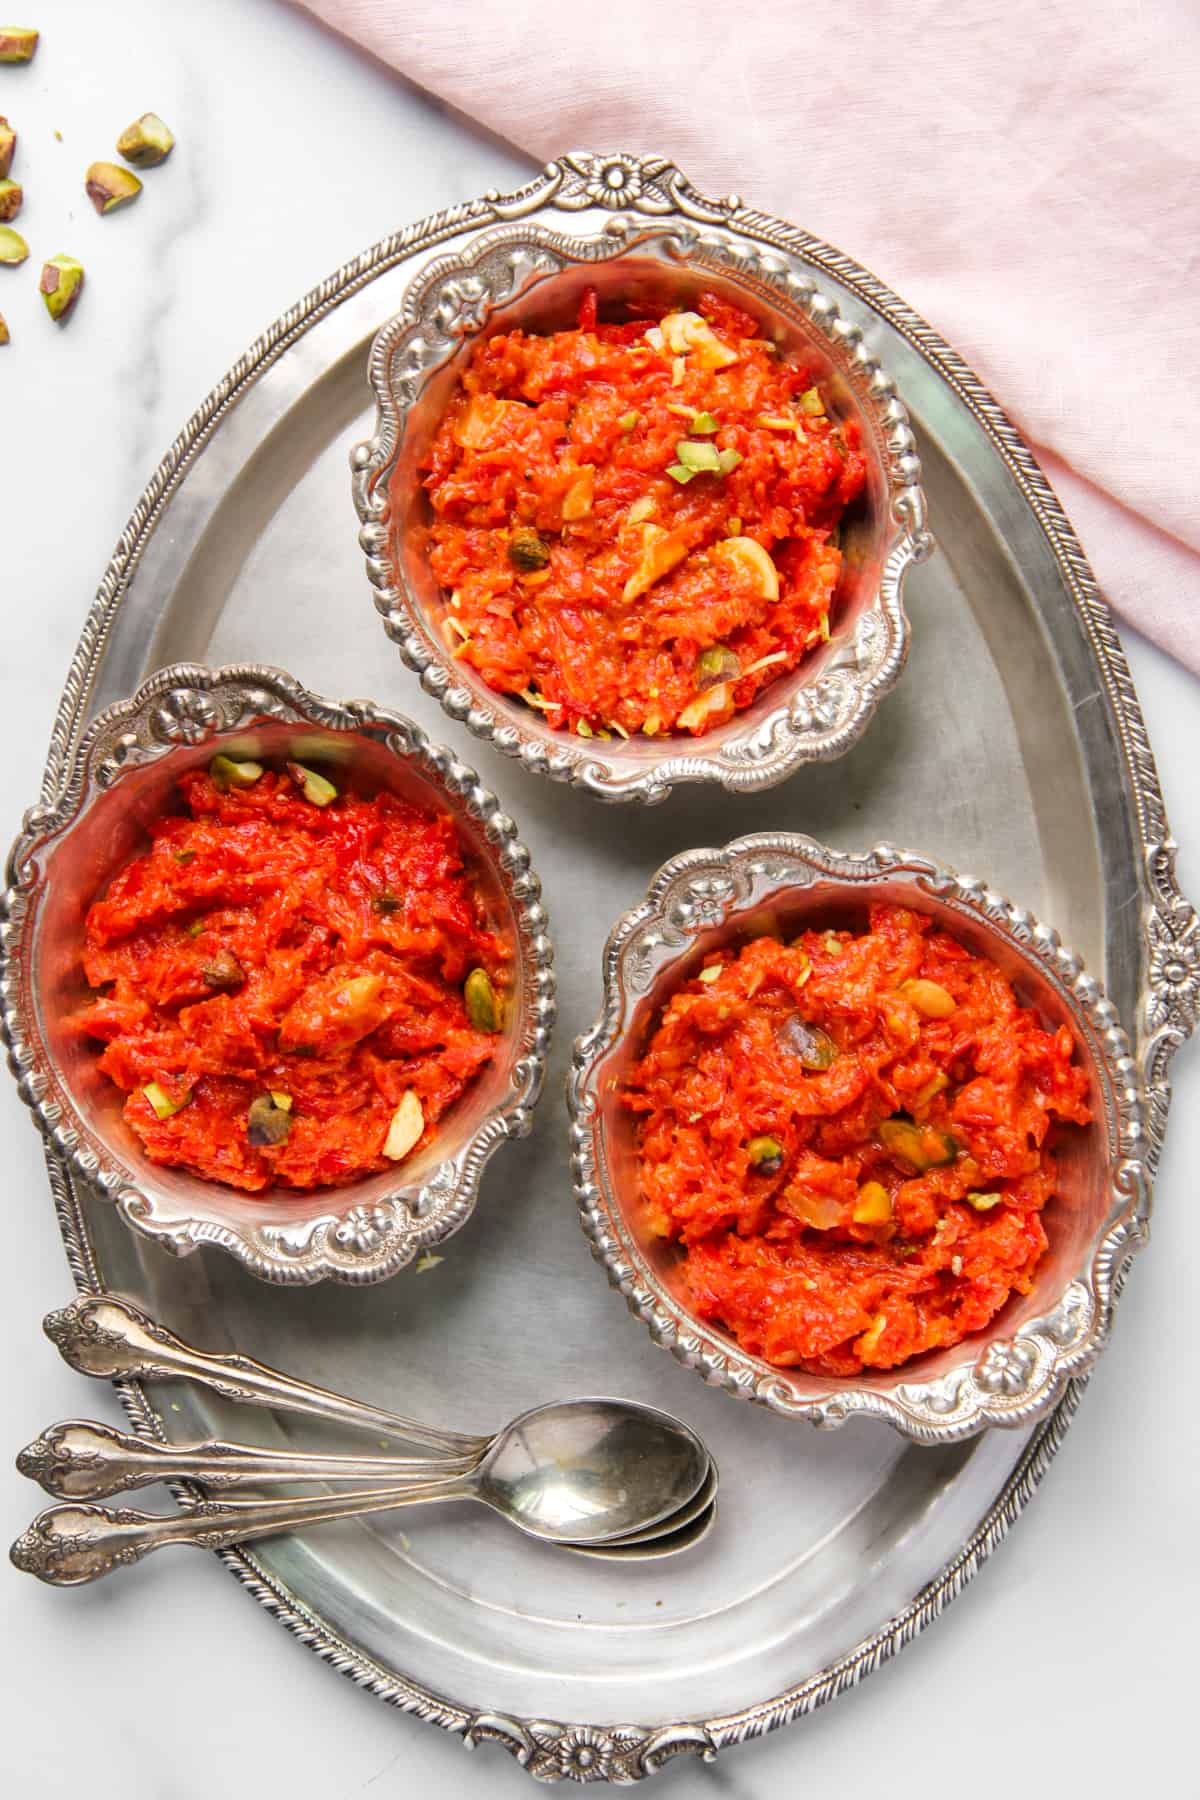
201 950 244 992
39 254 84 323
774 1015 837 1069
878 1117 958 1171
0 177 22 222
464 967 501 1033
696 645 740 691
0 224 28 263
747 1135 784 1176
143 1081 189 1120
967 1191 1004 1211
0 118 14 179
247 1092 291 1148
286 761 337 806
0 311 7 346
852 1180 892 1225
116 112 175 168
507 528 551 572
85 160 143 216
209 754 263 789
0 27 38 62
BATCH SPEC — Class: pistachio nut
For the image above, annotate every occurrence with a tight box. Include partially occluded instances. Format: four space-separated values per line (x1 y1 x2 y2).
0 177 21 221
0 27 38 63
286 761 337 806
40 254 84 323
0 118 14 179
85 160 142 215
116 112 174 167
464 967 501 1033
0 223 28 264
246 1092 292 1148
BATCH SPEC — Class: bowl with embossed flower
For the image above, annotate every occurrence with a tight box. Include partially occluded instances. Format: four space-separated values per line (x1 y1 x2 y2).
354 217 933 803
0 663 554 1285
569 832 1148 1441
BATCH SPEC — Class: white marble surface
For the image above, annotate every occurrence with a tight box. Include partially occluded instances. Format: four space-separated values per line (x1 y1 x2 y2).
1 1 1197 1793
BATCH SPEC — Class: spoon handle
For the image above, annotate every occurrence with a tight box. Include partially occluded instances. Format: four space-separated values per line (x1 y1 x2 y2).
43 1295 487 1458
11 1478 480 1586
16 1419 482 1501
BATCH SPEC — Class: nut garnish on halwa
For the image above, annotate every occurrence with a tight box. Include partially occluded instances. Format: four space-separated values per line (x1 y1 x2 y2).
623 905 1091 1374
76 761 508 1193
420 289 867 739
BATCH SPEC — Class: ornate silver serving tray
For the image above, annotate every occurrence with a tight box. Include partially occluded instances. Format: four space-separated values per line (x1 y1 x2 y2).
23 153 1197 1783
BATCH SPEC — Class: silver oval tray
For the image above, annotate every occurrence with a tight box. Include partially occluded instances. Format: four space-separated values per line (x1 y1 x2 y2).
33 152 1198 1785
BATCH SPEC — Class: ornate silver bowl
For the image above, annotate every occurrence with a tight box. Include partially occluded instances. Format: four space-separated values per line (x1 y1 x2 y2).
569 833 1148 1441
353 214 933 804
0 665 555 1285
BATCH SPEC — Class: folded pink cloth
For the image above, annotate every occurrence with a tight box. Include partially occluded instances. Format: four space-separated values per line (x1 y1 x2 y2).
296 0 1200 674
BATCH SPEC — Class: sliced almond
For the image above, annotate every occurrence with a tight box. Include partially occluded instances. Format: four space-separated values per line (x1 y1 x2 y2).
658 311 739 372
383 1090 424 1162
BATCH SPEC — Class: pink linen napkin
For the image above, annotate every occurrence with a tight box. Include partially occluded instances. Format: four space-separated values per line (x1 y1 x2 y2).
295 0 1200 674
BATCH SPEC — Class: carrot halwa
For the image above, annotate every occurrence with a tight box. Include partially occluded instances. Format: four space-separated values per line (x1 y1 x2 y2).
420 289 867 739
623 905 1091 1375
77 759 508 1193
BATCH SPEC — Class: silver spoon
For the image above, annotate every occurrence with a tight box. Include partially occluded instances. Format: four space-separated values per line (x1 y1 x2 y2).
11 1398 711 1586
43 1295 487 1458
16 1418 483 1501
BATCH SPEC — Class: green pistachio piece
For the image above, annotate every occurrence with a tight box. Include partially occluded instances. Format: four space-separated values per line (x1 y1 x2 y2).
0 310 8 346
676 439 722 473
209 754 263 789
507 528 551 571
800 387 825 416
878 1116 958 1171
116 112 175 168
0 224 28 264
0 118 15 179
246 1092 291 1148
0 177 21 222
464 967 501 1033
286 761 337 806
0 27 38 63
186 919 205 939
39 254 84 323
716 448 743 474
691 411 720 434
200 950 244 992
143 1081 189 1121
967 1191 1004 1211
617 410 639 432
666 463 696 484
172 849 195 865
747 1134 784 1175
696 645 741 691
85 160 142 215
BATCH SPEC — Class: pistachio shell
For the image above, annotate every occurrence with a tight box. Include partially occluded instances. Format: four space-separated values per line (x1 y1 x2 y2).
116 112 174 168
40 254 84 323
85 160 142 215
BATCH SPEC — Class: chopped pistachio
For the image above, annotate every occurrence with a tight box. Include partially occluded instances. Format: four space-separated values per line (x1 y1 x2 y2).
39 254 84 323
696 644 741 690
747 1134 784 1175
464 967 501 1033
186 919 205 938
0 177 21 221
270 1091 293 1112
0 118 14 179
143 1081 189 1120
800 386 825 416
286 761 337 806
0 310 8 345
775 1015 837 1069
0 224 27 263
0 26 36 62
617 410 639 432
247 1092 291 1148
666 463 696 484
209 754 263 789
85 160 142 216
716 448 743 475
172 848 195 865
201 949 244 992
696 964 722 985
967 1190 1004 1211
878 1117 958 1171
852 1180 892 1225
507 527 551 571
116 112 174 168
575 718 593 737
691 411 720 434
383 1089 424 1162
676 439 722 473
665 403 697 421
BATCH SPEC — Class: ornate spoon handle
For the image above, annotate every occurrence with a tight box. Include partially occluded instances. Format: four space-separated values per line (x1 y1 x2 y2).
12 1478 480 1587
16 1419 482 1501
43 1295 487 1457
